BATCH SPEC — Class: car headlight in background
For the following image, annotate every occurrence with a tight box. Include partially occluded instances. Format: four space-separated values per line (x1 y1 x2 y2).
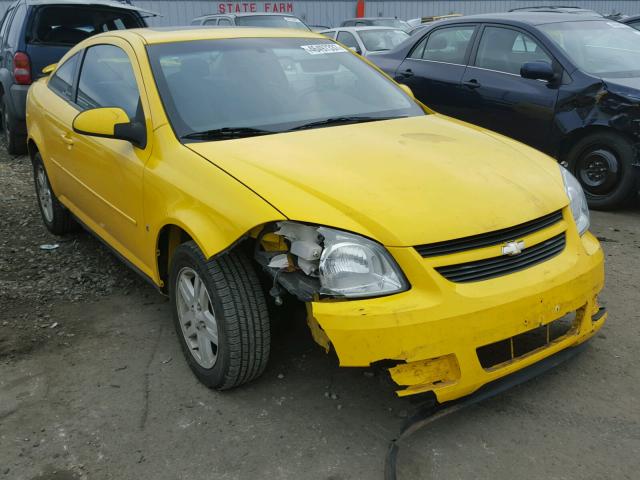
561 166 590 236
272 222 408 299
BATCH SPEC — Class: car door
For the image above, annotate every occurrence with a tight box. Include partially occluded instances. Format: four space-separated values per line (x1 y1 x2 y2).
460 25 560 152
38 50 82 198
65 39 153 267
394 24 477 117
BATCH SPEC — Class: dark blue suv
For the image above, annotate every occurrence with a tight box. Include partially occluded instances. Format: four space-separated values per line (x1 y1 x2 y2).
0 0 150 154
372 13 640 209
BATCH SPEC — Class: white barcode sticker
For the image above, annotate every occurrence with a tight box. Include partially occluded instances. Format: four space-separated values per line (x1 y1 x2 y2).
301 44 347 55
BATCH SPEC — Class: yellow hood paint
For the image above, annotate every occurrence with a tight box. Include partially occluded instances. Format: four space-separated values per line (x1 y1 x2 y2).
187 115 568 247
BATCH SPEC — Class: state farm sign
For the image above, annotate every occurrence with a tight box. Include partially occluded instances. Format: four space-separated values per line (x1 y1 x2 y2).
217 2 295 13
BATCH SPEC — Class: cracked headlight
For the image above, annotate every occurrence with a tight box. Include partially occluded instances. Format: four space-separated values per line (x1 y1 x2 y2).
272 222 408 299
317 227 408 298
561 166 590 236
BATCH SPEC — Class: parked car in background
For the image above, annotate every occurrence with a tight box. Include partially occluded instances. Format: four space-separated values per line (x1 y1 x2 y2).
190 12 310 30
617 14 640 29
320 26 409 56
509 5 602 16
0 0 151 154
27 27 604 403
372 13 640 209
407 14 463 29
309 24 330 32
340 17 412 33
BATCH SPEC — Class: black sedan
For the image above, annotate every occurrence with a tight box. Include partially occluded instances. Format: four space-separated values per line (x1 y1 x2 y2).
371 12 640 209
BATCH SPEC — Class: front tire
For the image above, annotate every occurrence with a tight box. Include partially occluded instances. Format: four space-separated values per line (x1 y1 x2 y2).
32 152 76 235
566 131 639 210
169 242 271 390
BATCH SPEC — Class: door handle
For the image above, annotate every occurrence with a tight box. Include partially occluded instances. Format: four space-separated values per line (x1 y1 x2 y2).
463 79 481 89
60 133 74 146
398 68 414 78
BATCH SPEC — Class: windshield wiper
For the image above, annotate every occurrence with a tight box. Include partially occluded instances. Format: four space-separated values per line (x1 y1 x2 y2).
181 127 275 141
288 115 406 131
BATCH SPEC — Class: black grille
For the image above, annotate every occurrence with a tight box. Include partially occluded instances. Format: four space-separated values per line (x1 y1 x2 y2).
477 311 577 370
435 233 566 283
415 210 563 258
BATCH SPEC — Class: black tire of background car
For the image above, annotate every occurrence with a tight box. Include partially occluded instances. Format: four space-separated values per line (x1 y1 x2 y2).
32 152 77 235
169 242 271 390
566 131 639 210
1 96 27 155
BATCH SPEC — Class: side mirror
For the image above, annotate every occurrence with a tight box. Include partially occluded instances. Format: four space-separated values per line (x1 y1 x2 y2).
348 46 362 55
520 61 556 82
72 107 146 148
398 83 415 99
42 63 57 75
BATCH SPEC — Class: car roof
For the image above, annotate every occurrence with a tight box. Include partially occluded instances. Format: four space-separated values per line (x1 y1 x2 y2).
325 26 403 32
23 0 153 13
108 26 322 44
343 17 405 22
193 12 299 19
429 11 608 26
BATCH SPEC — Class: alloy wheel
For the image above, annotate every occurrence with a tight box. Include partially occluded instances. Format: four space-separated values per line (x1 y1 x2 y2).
175 267 219 368
36 164 54 223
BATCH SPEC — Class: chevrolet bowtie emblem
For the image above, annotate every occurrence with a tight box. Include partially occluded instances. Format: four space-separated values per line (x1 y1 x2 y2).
502 240 525 256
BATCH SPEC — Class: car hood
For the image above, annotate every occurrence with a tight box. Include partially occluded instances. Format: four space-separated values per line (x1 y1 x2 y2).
186 115 568 247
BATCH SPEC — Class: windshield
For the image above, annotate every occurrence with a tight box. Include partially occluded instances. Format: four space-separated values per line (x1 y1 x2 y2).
539 20 640 77
235 15 310 30
147 38 424 140
371 19 410 31
359 29 409 51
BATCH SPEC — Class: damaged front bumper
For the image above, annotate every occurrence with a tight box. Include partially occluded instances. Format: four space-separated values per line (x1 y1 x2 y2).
308 227 605 403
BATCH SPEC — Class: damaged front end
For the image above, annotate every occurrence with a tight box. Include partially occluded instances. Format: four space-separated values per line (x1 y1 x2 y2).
254 221 409 303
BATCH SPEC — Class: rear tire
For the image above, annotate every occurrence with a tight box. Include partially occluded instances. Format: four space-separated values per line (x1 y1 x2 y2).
566 131 639 210
1 96 26 155
32 152 76 235
169 242 271 390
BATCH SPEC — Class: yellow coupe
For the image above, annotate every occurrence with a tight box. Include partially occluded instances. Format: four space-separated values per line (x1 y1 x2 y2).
26 27 605 402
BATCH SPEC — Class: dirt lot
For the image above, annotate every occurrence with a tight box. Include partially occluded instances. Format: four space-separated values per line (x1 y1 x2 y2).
1 151 639 480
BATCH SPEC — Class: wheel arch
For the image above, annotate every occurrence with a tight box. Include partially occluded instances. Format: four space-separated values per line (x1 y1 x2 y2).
558 125 638 162
154 219 266 293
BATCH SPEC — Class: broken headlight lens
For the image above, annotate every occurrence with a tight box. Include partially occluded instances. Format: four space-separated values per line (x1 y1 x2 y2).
317 227 408 298
560 166 590 236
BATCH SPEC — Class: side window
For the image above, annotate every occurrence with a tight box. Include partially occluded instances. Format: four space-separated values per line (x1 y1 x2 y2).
218 18 232 26
203 19 218 26
408 35 428 59
629 21 640 31
76 44 140 119
421 26 475 64
337 31 358 50
0 7 15 46
48 52 80 99
475 26 552 75
6 4 26 50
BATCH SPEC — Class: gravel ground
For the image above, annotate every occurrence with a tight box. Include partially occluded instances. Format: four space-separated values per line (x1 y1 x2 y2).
0 154 144 358
1 148 639 480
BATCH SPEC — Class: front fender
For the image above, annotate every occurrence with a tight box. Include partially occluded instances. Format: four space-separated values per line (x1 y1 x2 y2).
144 126 286 284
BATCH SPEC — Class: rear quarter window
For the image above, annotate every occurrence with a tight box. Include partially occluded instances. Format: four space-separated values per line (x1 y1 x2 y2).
6 4 26 50
26 6 144 46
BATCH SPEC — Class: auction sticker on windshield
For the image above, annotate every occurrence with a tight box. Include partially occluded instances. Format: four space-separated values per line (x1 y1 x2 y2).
301 44 347 54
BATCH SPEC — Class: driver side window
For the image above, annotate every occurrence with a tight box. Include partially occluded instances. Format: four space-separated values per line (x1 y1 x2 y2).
76 44 140 119
475 27 552 75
